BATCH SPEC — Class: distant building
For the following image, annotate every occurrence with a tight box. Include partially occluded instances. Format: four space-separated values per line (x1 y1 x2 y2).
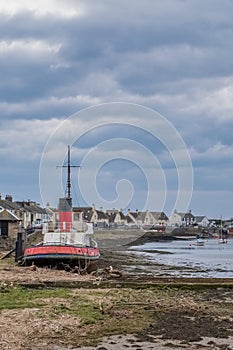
0 207 20 238
0 194 22 220
150 211 169 225
0 194 22 237
73 205 109 228
16 200 47 228
169 210 195 227
126 209 140 226
195 216 209 227
45 203 59 231
136 210 169 227
107 210 128 227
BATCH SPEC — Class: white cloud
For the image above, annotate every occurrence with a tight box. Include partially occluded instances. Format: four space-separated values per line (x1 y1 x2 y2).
0 118 62 161
0 95 101 116
183 82 233 122
0 39 61 62
190 142 233 165
0 0 83 18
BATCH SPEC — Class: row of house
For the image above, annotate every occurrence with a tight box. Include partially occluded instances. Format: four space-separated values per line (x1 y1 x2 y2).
0 193 214 238
0 194 48 237
64 207 170 229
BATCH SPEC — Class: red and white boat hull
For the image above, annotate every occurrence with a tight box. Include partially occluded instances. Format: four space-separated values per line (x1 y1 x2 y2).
23 244 100 271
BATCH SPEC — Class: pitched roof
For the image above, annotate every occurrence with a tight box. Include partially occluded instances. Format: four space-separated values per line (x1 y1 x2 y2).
0 198 21 211
81 208 93 221
106 209 119 215
137 212 147 221
95 210 108 220
45 207 58 214
150 211 169 220
16 201 46 214
106 212 124 222
126 215 134 223
0 208 20 221
107 212 117 222
119 211 127 220
129 211 140 219
195 216 207 222
177 212 195 219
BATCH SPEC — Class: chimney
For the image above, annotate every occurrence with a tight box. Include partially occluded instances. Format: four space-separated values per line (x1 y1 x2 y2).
5 195 13 202
128 208 130 213
99 206 103 212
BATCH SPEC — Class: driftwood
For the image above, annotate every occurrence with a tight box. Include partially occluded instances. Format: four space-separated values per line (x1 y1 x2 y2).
1 247 16 260
23 264 37 272
103 265 123 278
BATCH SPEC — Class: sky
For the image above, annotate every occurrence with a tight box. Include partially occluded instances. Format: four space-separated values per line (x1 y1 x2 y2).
0 0 233 219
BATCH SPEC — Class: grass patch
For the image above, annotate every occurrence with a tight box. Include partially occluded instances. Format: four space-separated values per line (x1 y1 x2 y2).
51 300 103 325
0 258 15 266
0 287 71 311
1 286 233 348
74 303 103 325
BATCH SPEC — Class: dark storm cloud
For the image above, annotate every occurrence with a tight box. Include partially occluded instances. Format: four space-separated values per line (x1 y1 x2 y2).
1 0 233 215
1 0 233 111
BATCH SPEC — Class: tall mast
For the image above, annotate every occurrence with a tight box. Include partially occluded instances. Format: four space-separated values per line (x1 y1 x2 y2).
67 145 71 199
57 145 80 201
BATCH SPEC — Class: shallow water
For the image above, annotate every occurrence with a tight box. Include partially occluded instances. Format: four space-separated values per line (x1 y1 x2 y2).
130 238 233 278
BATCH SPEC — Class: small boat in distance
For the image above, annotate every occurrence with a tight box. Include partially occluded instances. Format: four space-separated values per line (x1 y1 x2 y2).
18 146 100 272
194 238 205 246
193 233 205 246
189 235 205 247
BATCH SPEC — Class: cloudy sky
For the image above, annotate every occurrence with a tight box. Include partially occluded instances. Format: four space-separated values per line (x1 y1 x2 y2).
1 0 233 218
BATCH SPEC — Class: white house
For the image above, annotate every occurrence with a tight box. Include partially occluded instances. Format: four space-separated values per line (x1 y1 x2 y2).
195 216 209 227
136 210 169 227
108 210 127 226
169 210 195 227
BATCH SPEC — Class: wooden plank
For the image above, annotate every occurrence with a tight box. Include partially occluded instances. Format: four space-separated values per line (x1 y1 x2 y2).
1 247 15 260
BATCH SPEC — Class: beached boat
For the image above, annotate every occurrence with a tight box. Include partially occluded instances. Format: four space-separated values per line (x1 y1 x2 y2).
193 238 205 246
22 200 99 271
19 146 100 272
